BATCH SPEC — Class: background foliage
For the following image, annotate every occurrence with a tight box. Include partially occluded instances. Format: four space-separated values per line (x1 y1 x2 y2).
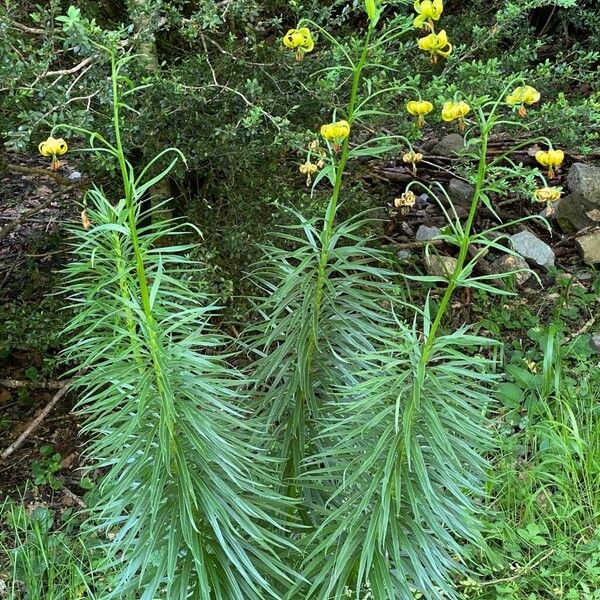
2 0 599 297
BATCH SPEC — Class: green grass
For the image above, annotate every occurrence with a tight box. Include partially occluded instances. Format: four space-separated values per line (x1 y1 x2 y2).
0 496 116 600
1 499 88 600
459 323 600 599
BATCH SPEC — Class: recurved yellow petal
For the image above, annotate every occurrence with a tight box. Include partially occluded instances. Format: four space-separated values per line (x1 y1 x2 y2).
413 0 443 24
536 149 564 168
321 119 350 141
283 27 314 53
418 30 452 59
522 85 540 104
533 187 561 203
38 136 68 158
506 85 540 106
406 100 433 116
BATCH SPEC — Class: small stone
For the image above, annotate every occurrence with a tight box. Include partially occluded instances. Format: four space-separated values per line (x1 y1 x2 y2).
448 178 474 207
68 171 82 180
425 255 458 279
557 193 597 232
401 221 414 237
397 249 412 261
510 230 555 269
432 133 465 156
489 254 532 286
591 335 600 355
575 229 600 264
417 193 430 209
567 162 600 198
416 225 441 241
557 163 600 232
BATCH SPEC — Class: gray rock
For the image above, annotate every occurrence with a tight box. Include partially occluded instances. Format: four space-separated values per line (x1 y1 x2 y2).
425 255 458 279
489 254 532 286
416 225 441 241
510 231 555 269
557 163 600 232
432 133 465 157
556 193 600 232
396 249 412 261
417 193 430 209
568 163 600 198
401 221 414 237
68 171 82 180
591 335 600 355
448 178 474 208
575 230 600 264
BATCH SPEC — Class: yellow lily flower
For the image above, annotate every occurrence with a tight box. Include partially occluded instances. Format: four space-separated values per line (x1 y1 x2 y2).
441 100 470 132
299 161 319 185
38 136 68 171
535 149 564 179
533 187 561 203
413 0 443 30
299 162 318 175
283 27 314 60
506 85 540 117
418 30 452 62
406 100 433 127
394 191 417 208
402 150 423 174
320 120 350 151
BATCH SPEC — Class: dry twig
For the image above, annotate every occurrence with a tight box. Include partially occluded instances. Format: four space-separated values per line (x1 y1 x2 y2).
1 380 73 461
0 379 68 390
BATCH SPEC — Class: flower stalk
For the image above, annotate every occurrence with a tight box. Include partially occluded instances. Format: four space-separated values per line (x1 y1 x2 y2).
280 23 375 499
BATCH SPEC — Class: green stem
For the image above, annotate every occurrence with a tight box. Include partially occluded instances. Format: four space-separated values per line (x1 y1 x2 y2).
110 54 153 322
421 119 490 364
111 231 143 361
109 52 178 458
325 28 373 236
282 25 374 499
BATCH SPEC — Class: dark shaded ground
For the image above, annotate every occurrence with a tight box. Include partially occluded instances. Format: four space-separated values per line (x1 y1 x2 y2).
0 153 84 503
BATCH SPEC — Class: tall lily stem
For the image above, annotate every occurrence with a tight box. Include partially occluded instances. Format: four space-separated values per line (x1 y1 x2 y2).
421 120 489 362
109 51 179 459
282 24 374 499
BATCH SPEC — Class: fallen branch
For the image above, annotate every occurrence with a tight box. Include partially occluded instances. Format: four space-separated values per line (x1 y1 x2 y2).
564 299 599 344
393 238 443 250
1 380 72 461
0 379 68 390
62 486 86 508
7 163 76 186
